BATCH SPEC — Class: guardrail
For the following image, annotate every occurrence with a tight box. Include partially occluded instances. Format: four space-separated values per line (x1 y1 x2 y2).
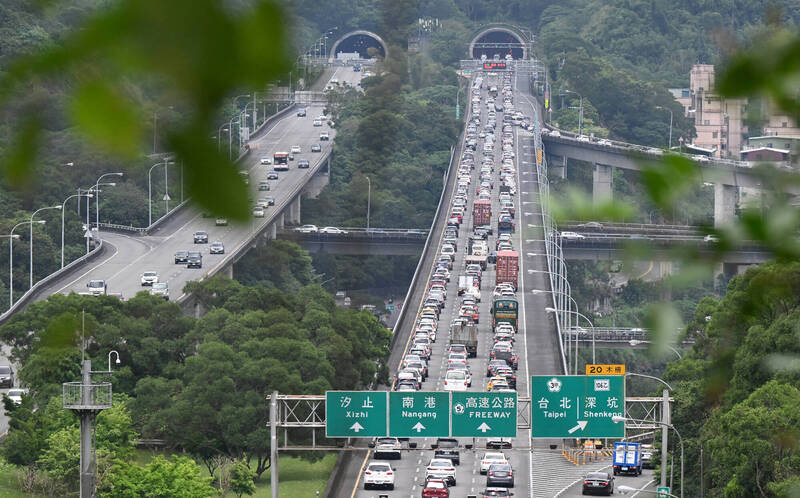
0 102 299 324
0 239 105 325
178 146 333 303
541 124 792 170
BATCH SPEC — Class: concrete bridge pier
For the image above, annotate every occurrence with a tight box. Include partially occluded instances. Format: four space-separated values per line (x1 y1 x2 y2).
303 171 330 199
269 222 277 240
278 212 285 229
548 153 567 179
593 163 613 204
289 197 302 224
223 264 233 279
714 183 737 227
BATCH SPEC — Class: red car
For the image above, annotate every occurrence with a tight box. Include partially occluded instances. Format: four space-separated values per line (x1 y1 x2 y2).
422 478 449 497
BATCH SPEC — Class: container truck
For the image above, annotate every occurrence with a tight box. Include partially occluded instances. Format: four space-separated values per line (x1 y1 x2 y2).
612 442 642 476
450 319 478 357
495 251 519 290
473 199 491 227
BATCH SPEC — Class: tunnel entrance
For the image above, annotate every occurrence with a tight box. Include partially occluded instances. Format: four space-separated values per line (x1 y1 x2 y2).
470 28 526 60
329 30 387 60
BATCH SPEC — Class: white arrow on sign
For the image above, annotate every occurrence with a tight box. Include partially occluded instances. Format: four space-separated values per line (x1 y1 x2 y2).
350 422 364 433
477 422 492 433
412 422 426 433
568 421 588 434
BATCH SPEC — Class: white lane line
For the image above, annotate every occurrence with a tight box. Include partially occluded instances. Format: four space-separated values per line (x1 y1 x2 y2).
54 242 120 294
514 69 536 498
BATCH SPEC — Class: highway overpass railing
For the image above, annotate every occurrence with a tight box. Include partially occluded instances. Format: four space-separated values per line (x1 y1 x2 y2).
0 240 105 325
0 100 298 324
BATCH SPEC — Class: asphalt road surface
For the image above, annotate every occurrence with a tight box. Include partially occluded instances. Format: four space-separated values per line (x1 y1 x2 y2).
31 66 362 303
349 70 540 498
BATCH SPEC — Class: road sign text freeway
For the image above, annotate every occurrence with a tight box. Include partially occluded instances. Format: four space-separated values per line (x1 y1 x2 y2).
451 392 517 438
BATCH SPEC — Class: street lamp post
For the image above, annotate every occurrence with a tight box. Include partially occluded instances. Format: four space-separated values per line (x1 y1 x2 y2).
365 176 371 232
217 123 228 152
542 296 596 365
30 205 62 288
93 172 124 233
62 192 93 268
563 89 584 136
629 339 683 359
10 220 45 308
656 106 674 150
148 160 175 226
1 235 20 306
613 415 684 498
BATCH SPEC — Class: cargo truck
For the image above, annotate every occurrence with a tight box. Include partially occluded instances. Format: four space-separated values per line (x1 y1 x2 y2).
612 442 642 476
465 254 488 271
450 319 478 357
473 199 491 227
458 275 475 296
495 251 519 290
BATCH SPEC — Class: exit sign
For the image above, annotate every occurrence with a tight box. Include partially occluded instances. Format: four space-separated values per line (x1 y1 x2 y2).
483 61 507 70
586 364 625 375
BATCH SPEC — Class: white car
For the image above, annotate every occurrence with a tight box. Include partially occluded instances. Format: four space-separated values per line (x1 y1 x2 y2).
560 231 585 240
373 437 402 459
290 145 301 154
425 458 456 486
140 271 158 286
313 119 323 127
295 225 318 233
260 157 272 165
704 234 719 243
320 131 330 141
150 282 169 300
480 452 509 474
6 389 26 405
444 370 468 391
363 461 395 490
320 226 348 234
253 207 265 218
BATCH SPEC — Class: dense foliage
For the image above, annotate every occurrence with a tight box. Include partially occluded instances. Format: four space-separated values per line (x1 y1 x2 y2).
0 241 391 488
660 262 800 496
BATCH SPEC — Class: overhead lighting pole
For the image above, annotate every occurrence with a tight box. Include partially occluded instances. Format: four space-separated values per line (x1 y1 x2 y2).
30 205 62 288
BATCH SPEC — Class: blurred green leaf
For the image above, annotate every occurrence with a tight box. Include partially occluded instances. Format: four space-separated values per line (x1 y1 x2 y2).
169 126 249 220
550 186 637 222
639 155 701 210
3 114 42 189
70 81 142 158
643 303 683 358
0 0 289 219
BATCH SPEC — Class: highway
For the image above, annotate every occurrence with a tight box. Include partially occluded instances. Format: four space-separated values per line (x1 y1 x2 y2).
348 68 533 498
29 65 363 304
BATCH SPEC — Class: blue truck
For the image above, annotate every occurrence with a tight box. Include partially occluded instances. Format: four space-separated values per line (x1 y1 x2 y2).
612 442 642 476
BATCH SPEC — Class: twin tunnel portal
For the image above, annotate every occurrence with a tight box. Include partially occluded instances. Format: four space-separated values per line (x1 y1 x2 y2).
328 25 528 60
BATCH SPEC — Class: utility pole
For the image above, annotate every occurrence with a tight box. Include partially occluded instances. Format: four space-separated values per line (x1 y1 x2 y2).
660 389 670 489
270 391 279 497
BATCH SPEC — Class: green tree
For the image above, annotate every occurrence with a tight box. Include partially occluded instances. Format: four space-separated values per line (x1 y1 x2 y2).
229 461 257 498
100 456 215 498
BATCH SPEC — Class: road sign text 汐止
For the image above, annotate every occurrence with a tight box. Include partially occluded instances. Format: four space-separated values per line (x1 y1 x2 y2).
325 391 388 438
531 375 625 439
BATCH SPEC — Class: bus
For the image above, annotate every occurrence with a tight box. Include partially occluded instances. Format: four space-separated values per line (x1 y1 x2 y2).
492 298 518 329
273 152 289 171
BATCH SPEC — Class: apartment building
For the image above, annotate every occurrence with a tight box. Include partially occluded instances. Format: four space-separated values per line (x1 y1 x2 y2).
674 64 799 159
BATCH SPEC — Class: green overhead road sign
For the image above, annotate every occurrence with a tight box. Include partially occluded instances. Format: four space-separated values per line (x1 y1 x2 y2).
531 375 625 438
451 392 517 438
325 391 387 438
389 392 450 437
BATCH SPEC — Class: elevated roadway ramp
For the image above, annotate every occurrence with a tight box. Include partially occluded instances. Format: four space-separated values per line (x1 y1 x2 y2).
25 69 361 306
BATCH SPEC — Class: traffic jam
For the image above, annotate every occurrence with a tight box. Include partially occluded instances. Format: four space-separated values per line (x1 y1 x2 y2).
359 69 525 498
